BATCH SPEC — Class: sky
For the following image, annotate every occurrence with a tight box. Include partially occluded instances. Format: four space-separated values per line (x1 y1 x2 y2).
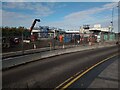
1 1 119 32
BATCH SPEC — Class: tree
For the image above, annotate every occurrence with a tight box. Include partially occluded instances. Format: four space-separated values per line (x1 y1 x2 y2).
2 26 29 38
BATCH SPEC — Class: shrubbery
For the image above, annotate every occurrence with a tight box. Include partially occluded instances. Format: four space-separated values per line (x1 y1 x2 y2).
1 26 30 37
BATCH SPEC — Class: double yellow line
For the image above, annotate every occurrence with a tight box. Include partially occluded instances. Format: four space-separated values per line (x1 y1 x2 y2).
55 53 118 89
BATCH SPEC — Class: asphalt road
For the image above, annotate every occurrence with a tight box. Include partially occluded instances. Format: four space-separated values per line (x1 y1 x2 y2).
2 46 118 89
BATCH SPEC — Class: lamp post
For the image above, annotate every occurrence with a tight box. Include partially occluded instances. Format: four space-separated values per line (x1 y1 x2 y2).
111 7 114 33
109 5 119 41
111 5 119 33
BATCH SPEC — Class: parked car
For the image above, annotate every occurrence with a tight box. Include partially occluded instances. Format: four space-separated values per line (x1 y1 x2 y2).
2 37 20 48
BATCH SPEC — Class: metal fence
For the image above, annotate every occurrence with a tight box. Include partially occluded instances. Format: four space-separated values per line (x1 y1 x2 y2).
2 31 118 53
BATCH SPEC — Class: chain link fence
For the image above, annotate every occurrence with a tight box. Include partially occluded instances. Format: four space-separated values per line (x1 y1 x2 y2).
2 27 119 53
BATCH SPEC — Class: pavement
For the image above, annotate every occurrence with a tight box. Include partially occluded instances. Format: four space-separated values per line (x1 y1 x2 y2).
2 43 116 70
2 44 77 59
2 41 117 59
88 58 119 88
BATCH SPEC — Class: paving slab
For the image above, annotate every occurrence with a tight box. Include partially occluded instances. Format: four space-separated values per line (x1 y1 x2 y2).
88 60 119 88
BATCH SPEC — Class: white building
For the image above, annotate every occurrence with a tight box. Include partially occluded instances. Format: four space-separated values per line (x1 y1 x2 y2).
89 24 110 33
80 24 111 34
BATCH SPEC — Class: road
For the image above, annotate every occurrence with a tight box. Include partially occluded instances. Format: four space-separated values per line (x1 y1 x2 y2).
62 54 118 88
2 46 118 89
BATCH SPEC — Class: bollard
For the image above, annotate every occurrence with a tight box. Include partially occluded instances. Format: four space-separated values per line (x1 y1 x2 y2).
33 44 36 49
89 42 92 46
63 44 65 49
49 42 52 50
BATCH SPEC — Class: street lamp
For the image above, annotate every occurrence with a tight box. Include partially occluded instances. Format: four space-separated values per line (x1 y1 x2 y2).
111 5 119 33
109 5 119 41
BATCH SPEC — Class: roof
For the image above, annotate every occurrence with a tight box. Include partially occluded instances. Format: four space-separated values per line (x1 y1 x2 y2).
89 27 110 32
66 30 80 34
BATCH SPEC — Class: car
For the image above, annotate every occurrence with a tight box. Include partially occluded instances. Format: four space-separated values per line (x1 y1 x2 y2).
23 39 31 43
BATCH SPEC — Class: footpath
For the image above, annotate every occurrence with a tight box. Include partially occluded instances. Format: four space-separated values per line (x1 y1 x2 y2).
88 59 119 88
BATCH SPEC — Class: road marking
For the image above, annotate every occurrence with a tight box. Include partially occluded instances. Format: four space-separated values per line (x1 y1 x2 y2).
55 76 73 89
55 53 118 89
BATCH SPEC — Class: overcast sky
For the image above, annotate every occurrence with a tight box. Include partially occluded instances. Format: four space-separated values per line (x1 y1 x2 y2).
1 1 119 32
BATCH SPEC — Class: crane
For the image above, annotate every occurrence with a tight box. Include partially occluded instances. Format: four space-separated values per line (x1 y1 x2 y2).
29 19 40 41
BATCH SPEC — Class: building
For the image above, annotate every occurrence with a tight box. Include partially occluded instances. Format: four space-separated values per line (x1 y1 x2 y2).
31 24 116 43
32 26 65 40
80 24 116 42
